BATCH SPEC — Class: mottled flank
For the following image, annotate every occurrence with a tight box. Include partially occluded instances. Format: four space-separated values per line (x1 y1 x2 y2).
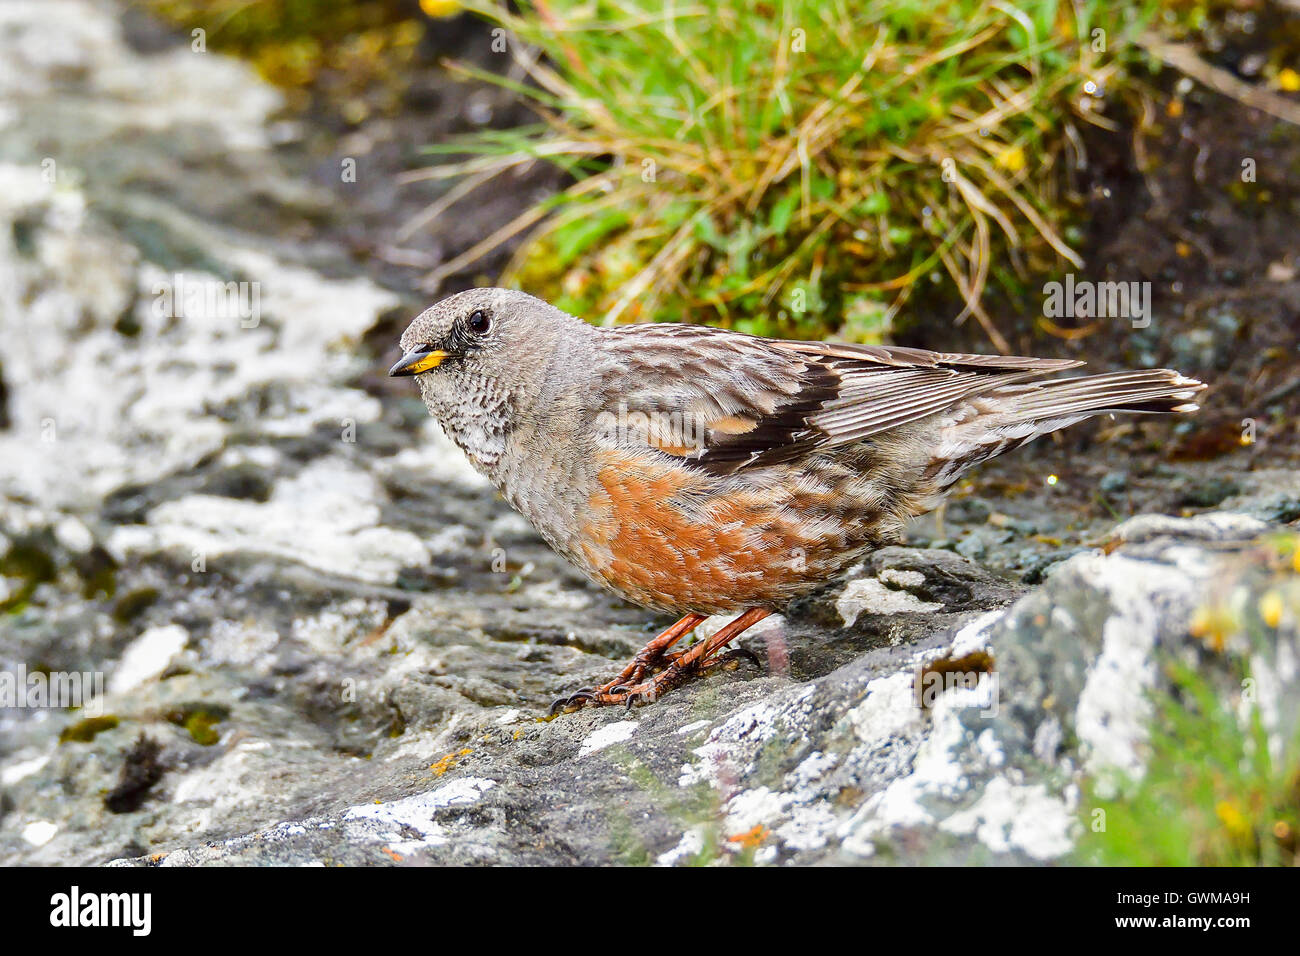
580 450 802 612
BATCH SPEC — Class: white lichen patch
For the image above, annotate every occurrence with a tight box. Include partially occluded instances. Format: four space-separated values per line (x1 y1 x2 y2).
839 676 994 854
774 801 841 853
2 225 395 512
878 568 926 589
847 671 925 746
108 624 187 694
343 777 497 843
0 753 50 786
21 820 58 847
675 719 712 736
290 599 390 656
205 618 280 669
0 9 397 515
674 685 856 859
836 577 942 627
110 458 430 584
784 751 838 791
938 778 1075 861
655 826 706 866
948 609 1006 658
679 685 817 788
1072 553 1195 779
517 579 593 612
169 738 317 822
578 720 638 758
53 516 94 554
723 787 792 835
422 525 473 558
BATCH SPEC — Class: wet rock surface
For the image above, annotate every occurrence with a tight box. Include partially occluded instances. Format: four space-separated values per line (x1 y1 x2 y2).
2 1 1298 866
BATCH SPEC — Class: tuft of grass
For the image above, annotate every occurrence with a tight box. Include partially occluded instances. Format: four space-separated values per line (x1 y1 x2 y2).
417 0 1157 348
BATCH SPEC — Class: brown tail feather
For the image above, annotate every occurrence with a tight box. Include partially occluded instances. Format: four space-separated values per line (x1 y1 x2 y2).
921 368 1206 491
993 369 1206 421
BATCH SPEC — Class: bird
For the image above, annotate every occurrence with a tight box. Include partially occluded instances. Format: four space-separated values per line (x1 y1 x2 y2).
389 288 1206 712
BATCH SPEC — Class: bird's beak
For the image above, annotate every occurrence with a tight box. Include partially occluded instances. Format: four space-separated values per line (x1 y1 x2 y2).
388 349 448 377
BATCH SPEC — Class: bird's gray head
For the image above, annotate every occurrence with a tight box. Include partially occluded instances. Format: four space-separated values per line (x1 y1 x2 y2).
389 288 589 470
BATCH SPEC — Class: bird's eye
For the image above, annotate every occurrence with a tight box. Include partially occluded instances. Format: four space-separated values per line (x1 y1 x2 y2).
466 309 491 334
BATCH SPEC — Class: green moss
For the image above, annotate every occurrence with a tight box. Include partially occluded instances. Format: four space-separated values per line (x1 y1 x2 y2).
604 749 763 865
386 700 407 739
112 587 160 624
165 703 231 746
60 714 121 744
605 807 653 867
1076 570 1300 866
1078 661 1299 865
140 0 429 115
0 538 57 612
74 547 117 601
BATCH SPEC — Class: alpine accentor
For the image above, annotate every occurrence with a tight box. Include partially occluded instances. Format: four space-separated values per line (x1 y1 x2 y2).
390 288 1205 711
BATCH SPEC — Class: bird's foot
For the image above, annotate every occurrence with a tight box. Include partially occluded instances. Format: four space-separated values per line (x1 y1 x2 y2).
546 652 691 714
548 609 769 714
550 643 760 712
549 612 705 715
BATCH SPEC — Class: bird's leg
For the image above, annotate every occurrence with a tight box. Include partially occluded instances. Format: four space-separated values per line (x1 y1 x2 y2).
552 608 770 712
549 612 706 714
596 612 709 692
655 607 770 679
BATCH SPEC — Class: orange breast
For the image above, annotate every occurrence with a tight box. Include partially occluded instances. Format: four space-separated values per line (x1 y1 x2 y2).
576 449 811 613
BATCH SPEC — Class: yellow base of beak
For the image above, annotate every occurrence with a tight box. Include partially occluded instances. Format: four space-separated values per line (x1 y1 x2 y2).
389 350 448 376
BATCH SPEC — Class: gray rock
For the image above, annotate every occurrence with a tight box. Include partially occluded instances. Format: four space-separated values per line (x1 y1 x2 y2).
63 512 1288 867
1099 471 1128 496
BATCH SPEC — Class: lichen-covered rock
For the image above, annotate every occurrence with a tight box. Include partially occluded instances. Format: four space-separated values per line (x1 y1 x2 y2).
58 513 1286 867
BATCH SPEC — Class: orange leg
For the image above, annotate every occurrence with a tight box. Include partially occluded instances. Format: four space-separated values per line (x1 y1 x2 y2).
596 612 708 693
551 608 770 713
550 612 705 715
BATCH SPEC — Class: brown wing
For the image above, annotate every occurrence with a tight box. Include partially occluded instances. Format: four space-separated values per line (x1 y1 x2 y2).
779 340 1082 448
598 325 1083 475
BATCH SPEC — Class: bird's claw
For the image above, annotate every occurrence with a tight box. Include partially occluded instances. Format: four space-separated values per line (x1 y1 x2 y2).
709 647 761 671
548 689 595 715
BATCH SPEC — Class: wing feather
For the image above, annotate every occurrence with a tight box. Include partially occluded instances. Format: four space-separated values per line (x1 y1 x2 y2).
599 326 1082 475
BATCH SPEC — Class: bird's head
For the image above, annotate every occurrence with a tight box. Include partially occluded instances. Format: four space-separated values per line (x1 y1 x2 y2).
389 288 591 466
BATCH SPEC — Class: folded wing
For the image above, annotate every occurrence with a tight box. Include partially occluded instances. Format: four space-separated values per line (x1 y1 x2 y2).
599 325 1083 475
